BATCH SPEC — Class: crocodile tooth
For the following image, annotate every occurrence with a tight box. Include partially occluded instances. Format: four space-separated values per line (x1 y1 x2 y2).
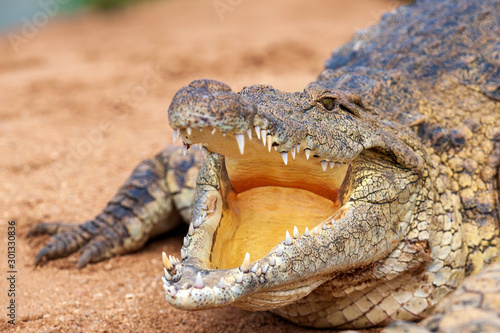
169 255 180 264
255 268 262 277
255 126 261 139
337 162 342 168
236 271 244 283
305 149 311 160
194 217 203 228
285 230 292 245
187 127 192 135
162 275 169 286
332 218 336 224
195 272 204 289
281 152 288 165
235 134 245 154
323 224 328 230
293 226 299 238
312 226 319 235
329 161 335 169
188 223 194 236
267 135 273 152
269 257 275 266
274 146 278 151
211 128 216 134
218 277 225 289
168 286 177 297
291 147 296 159
183 236 190 247
201 146 209 159
304 227 310 236
277 247 283 256
164 267 172 280
162 252 173 270
223 132 226 137
251 263 258 273
262 264 269 274
261 129 267 145
321 160 328 171
182 145 188 156
297 143 300 152
240 252 251 272
164 268 172 281
181 247 187 259
247 128 252 140
172 129 179 143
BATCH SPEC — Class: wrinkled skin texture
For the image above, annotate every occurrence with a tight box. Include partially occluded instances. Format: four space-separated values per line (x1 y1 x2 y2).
31 0 500 331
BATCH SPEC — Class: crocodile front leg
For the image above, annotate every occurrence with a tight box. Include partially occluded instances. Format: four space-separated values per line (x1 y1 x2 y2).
30 146 202 268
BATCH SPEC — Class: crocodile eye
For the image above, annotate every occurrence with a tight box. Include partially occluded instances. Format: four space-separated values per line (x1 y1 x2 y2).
321 97 336 111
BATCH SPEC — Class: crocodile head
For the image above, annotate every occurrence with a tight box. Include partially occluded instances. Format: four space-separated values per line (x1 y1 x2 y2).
165 79 426 321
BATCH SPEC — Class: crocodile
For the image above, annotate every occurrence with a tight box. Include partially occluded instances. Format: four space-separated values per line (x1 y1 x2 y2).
30 0 500 330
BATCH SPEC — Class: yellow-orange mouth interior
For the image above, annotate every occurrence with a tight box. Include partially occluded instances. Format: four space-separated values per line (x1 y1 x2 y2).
209 155 349 269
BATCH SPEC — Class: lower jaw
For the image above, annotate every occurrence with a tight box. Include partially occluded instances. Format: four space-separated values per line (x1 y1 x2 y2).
209 185 341 269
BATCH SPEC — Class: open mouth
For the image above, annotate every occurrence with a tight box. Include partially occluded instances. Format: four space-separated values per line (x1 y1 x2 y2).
178 127 352 270
162 80 423 313
160 125 356 310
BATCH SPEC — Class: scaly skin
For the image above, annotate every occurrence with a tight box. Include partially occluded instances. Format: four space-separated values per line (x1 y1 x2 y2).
31 0 500 330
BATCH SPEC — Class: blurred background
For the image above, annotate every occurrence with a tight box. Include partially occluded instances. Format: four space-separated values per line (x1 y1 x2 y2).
0 1 409 332
0 0 151 31
1 0 83 32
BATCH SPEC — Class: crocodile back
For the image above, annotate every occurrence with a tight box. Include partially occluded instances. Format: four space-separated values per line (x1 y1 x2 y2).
313 0 499 125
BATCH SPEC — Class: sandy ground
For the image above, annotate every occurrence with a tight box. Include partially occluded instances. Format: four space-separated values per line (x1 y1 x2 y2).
0 0 404 331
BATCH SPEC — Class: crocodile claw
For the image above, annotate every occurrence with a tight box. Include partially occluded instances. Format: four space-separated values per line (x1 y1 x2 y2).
32 224 119 269
30 219 121 269
28 221 78 237
31 221 94 267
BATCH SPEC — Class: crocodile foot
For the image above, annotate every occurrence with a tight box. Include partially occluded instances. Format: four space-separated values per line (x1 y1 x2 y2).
29 219 118 268
30 148 194 269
